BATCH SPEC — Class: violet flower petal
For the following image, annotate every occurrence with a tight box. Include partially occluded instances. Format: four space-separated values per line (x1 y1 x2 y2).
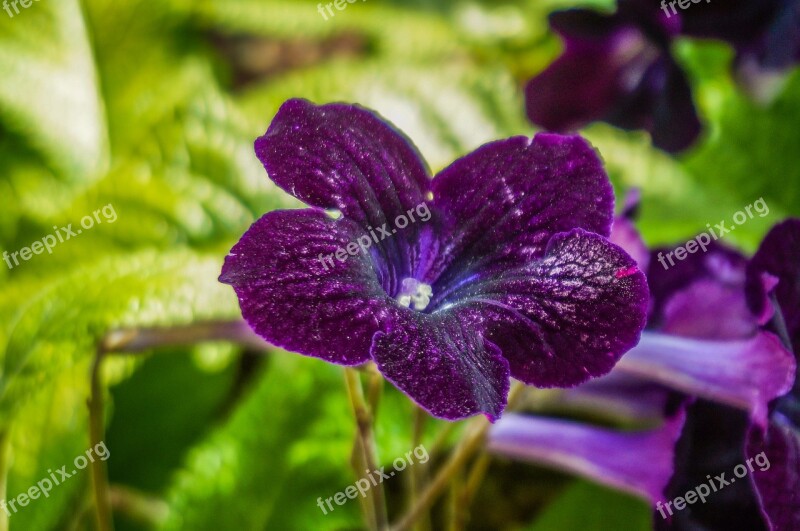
255 99 436 294
616 331 796 427
747 418 800 531
660 279 757 340
371 312 510 421
428 133 614 290
648 242 748 330
561 372 674 422
447 229 649 388
220 209 391 365
658 400 769 530
488 410 685 502
610 216 650 272
255 99 430 226
747 218 800 355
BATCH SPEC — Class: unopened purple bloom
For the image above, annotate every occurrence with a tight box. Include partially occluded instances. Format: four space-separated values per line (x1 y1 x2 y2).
219 99 649 422
525 2 701 153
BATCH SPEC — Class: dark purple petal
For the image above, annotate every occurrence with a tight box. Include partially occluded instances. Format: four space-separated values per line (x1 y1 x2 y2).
648 241 748 331
660 279 757 340
757 0 800 70
747 219 800 356
489 410 685 502
371 312 509 421
733 0 800 102
255 99 437 294
610 216 650 272
526 12 643 132
645 59 703 153
616 331 796 427
429 134 614 292
610 188 649 270
220 209 391 365
446 229 649 388
658 400 769 531
256 99 430 225
676 0 800 97
747 418 800 531
678 0 798 66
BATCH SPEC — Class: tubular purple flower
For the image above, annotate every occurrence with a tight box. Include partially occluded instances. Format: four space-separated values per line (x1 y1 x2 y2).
489 409 686 502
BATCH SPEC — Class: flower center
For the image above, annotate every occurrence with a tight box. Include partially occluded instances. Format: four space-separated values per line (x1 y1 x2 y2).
396 278 433 311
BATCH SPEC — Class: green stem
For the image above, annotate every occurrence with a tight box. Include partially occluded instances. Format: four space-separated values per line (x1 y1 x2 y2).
0 430 10 531
453 452 492 530
389 417 488 531
344 367 389 530
101 320 267 354
389 382 526 531
89 350 114 531
409 408 430 531
109 484 169 526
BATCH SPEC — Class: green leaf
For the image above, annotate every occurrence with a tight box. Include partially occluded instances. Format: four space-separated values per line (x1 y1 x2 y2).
0 250 239 421
526 479 652 531
239 60 528 172
158 356 362 531
0 0 108 181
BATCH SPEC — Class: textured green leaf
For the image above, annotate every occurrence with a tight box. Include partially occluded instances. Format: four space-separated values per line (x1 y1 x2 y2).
239 60 528 172
0 251 239 421
158 356 361 531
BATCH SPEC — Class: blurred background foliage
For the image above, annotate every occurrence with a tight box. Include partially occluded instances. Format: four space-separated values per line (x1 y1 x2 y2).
0 0 797 529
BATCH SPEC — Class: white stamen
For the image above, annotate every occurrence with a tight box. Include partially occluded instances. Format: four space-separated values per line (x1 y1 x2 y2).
396 278 433 311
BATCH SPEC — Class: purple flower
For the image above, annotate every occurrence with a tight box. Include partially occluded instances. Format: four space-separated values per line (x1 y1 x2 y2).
219 99 650 421
643 220 800 530
525 1 701 153
677 0 800 101
744 219 800 531
490 215 798 529
489 407 686 502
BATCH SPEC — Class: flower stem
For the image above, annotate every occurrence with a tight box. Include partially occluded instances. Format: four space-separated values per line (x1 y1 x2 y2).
409 407 431 531
453 452 491 529
0 430 9 531
101 320 268 354
391 416 488 531
344 367 389 530
390 382 525 531
89 350 114 531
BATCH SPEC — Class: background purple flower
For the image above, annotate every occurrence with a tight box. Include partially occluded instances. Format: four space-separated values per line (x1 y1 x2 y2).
489 214 797 529
676 0 800 100
525 2 701 153
220 99 649 421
